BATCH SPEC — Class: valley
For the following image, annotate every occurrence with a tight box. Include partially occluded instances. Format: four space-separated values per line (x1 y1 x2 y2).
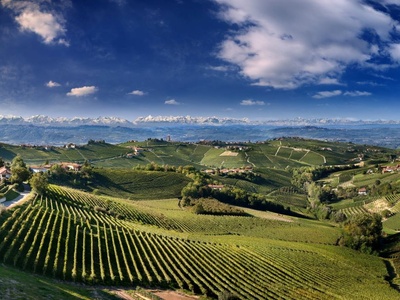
0 137 400 299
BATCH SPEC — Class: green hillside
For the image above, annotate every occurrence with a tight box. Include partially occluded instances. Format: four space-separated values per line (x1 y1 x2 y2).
88 169 191 200
0 186 398 299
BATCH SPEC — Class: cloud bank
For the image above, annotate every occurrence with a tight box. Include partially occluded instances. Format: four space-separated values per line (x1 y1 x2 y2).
214 0 400 89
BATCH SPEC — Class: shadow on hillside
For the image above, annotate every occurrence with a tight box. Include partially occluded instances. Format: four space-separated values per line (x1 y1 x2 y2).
91 172 133 196
0 147 17 161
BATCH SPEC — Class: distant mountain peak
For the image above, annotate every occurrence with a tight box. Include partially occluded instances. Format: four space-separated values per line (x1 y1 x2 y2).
0 115 400 127
133 115 250 124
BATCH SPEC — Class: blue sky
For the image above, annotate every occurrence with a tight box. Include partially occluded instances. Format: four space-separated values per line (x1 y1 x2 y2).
2 0 400 120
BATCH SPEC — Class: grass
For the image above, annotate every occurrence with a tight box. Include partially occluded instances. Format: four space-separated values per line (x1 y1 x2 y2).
384 213 400 232
0 264 118 300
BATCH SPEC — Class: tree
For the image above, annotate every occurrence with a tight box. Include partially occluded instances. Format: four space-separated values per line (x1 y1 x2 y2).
11 155 26 168
50 164 67 178
0 157 4 168
30 172 48 195
10 156 30 184
339 213 382 254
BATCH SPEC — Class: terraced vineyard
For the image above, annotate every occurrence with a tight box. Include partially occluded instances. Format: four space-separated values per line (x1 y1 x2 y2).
386 194 400 205
0 186 398 299
339 205 369 217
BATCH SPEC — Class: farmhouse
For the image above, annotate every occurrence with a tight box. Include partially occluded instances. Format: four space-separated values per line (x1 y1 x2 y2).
381 164 400 173
358 187 368 196
208 184 224 190
134 147 144 154
64 143 77 149
0 166 11 180
60 162 82 171
30 165 52 173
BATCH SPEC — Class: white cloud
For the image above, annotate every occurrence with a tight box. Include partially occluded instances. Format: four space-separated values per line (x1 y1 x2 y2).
343 91 372 97
240 99 265 106
46 80 61 88
67 86 98 97
165 99 180 105
319 77 343 85
356 81 383 86
2 1 67 45
128 90 146 96
313 90 342 99
214 0 399 89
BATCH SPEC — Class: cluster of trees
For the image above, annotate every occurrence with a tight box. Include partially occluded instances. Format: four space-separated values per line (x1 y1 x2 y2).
48 161 93 187
181 182 290 215
87 139 106 144
0 155 48 195
339 213 383 254
134 162 196 174
291 165 357 190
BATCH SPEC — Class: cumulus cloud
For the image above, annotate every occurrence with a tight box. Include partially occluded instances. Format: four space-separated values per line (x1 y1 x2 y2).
165 99 180 105
128 90 146 96
343 91 372 97
46 80 61 88
313 90 342 99
213 0 400 89
240 99 265 106
67 86 98 97
1 0 67 45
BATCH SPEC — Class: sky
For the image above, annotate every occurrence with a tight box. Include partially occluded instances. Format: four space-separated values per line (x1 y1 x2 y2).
2 0 400 121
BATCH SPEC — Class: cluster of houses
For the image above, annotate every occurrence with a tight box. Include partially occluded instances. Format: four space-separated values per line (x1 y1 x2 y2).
381 165 400 174
0 162 83 179
30 162 82 173
126 147 145 158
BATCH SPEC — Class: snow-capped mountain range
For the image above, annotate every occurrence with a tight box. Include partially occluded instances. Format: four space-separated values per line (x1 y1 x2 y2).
1 114 400 127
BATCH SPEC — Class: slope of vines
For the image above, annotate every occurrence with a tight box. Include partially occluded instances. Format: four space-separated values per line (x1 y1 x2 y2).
0 186 398 299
